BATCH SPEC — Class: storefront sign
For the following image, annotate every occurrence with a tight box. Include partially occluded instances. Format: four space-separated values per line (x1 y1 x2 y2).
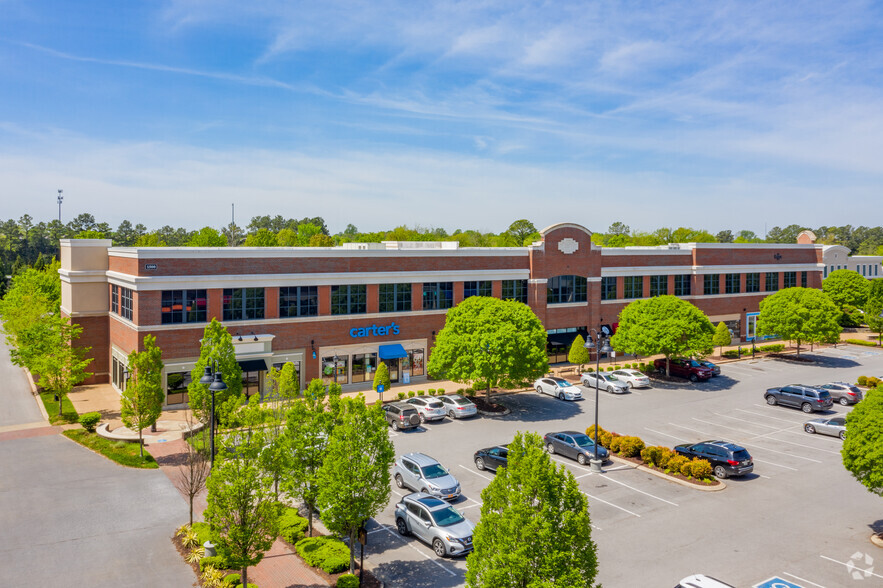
349 322 401 338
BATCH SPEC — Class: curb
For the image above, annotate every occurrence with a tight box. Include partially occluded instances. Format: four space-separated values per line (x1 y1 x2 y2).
477 406 511 417
23 368 50 422
609 455 726 492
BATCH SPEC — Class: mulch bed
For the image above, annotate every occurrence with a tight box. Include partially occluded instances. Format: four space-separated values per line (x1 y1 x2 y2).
469 394 509 413
768 353 815 363
614 455 721 487
279 533 382 588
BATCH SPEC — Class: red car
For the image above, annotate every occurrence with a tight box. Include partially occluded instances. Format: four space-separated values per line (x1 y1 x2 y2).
653 358 713 382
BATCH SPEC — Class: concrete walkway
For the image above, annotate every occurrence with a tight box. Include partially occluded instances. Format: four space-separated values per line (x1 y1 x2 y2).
0 337 44 428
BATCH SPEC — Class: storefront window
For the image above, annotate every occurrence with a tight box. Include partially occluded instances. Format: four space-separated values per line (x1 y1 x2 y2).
322 355 349 385
649 275 667 297
351 353 377 383
242 370 261 398
464 281 492 298
410 350 424 377
547 275 587 304
166 371 191 405
501 280 527 303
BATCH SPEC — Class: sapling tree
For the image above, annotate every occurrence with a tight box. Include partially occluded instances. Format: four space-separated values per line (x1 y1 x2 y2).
121 335 165 459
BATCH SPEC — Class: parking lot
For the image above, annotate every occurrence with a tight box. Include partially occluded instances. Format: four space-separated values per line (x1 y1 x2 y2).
360 345 883 588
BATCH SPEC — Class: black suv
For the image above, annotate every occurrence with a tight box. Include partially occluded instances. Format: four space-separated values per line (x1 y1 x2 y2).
674 440 753 479
382 403 421 431
764 384 833 413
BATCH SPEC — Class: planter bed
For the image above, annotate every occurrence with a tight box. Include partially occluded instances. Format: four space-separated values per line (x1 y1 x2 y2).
279 532 382 588
610 455 723 489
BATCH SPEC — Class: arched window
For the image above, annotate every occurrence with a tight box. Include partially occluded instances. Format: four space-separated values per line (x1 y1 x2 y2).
547 275 587 304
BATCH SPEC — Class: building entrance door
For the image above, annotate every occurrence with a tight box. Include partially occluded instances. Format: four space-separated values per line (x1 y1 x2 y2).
387 358 399 382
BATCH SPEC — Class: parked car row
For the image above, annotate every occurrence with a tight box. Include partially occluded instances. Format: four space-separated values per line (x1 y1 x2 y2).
381 394 478 430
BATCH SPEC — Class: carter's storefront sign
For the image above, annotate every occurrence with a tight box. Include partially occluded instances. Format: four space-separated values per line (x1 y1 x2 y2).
350 322 401 338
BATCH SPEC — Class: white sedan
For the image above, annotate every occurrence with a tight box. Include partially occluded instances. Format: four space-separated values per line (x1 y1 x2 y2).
580 372 629 394
610 369 651 389
534 377 583 401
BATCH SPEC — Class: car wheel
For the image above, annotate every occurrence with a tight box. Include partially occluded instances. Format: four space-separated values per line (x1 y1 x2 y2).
396 518 409 536
607 386 615 394
765 395 777 406
801 403 813 414
546 443 556 455
448 410 457 419
475 457 486 471
689 374 698 382
839 397 850 406
804 424 816 434
839 431 846 440
577 453 587 465
713 465 729 479
394 474 405 489
391 421 400 431
558 392 565 401
421 488 428 494
419 413 426 423
536 386 543 394
433 538 447 557
626 382 633 390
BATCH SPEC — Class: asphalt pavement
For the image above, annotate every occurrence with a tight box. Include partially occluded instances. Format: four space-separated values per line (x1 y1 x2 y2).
0 336 43 428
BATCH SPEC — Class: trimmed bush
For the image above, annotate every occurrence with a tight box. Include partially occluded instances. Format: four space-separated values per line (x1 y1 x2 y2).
679 459 694 478
689 459 713 480
417 390 426 396
465 388 476 397
665 455 689 476
200 555 231 573
397 392 406 400
656 447 675 469
223 573 259 587
846 339 878 347
190 522 214 546
640 446 664 467
407 391 416 398
606 366 615 372
616 436 645 458
278 508 309 544
457 388 465 394
337 574 360 588
428 389 436 396
858 376 868 386
868 377 882 387
79 412 101 433
722 350 739 359
608 436 623 454
758 343 785 353
295 536 350 574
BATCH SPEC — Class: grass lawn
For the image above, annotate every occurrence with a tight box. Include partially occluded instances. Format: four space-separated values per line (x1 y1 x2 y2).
62 429 158 469
40 391 79 425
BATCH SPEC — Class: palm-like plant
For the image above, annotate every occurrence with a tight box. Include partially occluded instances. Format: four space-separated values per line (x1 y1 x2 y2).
180 528 201 549
185 546 205 564
201 566 226 588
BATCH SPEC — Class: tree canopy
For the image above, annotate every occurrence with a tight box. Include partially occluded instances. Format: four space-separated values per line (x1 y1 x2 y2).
188 319 243 426
610 296 714 375
712 322 732 356
567 334 591 369
757 287 841 356
121 334 165 459
865 280 883 345
823 269 871 308
842 386 883 500
465 431 598 588
427 297 549 398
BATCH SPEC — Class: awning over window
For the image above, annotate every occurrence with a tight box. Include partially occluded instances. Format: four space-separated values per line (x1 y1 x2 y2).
378 344 408 360
237 359 269 372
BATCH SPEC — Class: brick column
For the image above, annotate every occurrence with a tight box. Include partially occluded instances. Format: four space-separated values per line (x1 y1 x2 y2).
265 288 279 319
208 289 223 321
366 284 380 314
412 283 423 311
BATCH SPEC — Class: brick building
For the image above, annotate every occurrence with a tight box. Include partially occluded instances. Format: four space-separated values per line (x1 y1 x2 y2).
59 223 823 406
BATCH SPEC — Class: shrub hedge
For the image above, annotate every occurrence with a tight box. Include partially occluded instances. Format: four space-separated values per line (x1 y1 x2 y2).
847 339 878 347
200 555 231 573
78 412 101 432
665 455 689 476
223 573 259 587
397 392 406 400
295 536 350 574
858 376 868 386
336 574 360 588
757 343 785 352
616 436 645 458
279 508 309 544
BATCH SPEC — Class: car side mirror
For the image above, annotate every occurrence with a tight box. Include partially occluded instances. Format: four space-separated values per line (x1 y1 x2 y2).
423 520 431 528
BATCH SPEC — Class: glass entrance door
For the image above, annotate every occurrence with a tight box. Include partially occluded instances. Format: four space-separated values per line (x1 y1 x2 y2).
387 358 399 382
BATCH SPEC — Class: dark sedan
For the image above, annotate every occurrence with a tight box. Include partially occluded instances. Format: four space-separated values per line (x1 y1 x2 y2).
543 431 609 465
473 445 509 472
674 440 753 479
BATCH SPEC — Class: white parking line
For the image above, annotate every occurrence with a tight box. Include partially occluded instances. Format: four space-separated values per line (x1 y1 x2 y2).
644 427 689 442
581 491 641 517
458 464 494 482
391 488 405 497
667 423 823 463
739 408 813 424
820 554 883 580
372 523 458 576
550 455 595 473
746 430 842 455
782 572 826 588
713 412 783 430
751 457 799 471
599 473 679 506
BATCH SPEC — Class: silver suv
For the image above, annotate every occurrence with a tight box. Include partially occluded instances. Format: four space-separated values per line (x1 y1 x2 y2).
818 382 863 406
406 397 447 423
395 493 475 557
393 453 461 501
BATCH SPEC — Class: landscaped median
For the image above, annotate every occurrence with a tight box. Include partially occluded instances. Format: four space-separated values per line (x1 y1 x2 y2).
60 411 158 469
586 426 725 491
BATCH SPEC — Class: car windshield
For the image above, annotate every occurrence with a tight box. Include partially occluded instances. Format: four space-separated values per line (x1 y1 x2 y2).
455 397 472 405
688 360 702 367
733 449 751 461
431 506 465 527
552 378 572 387
818 391 831 399
572 434 596 448
421 464 448 479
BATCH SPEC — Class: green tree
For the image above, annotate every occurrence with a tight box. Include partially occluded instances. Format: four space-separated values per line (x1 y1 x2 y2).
611 296 714 376
284 379 342 537
309 233 335 247
0 261 61 362
317 396 394 574
296 223 322 246
259 363 301 499
428 297 549 400
243 228 277 247
134 232 167 247
28 314 93 416
465 431 597 587
567 334 591 371
186 227 227 247
121 335 165 459
823 269 870 308
712 322 732 357
372 361 391 396
205 436 279 588
757 287 842 357
188 319 243 426
507 219 537 246
841 385 883 538
865 280 883 345
715 230 734 243
276 228 298 246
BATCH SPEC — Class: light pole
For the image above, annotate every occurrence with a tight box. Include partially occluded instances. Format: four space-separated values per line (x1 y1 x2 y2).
57 189 63 224
199 359 228 469
584 330 612 473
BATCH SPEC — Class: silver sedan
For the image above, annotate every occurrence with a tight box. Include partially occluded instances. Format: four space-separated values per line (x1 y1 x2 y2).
804 416 846 440
580 372 628 394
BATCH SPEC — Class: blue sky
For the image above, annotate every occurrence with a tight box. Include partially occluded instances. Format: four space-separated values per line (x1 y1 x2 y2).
1 1 882 235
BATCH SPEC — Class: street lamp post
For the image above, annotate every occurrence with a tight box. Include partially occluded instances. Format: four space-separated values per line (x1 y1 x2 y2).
199 361 228 469
584 330 613 473
57 189 63 224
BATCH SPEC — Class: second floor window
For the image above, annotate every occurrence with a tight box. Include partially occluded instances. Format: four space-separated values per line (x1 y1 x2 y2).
112 285 134 320
111 285 119 314
624 276 643 299
766 272 779 292
223 288 265 321
279 286 318 318
801 271 808 287
674 275 691 297
649 275 667 297
725 274 740 294
331 285 367 315
746 273 760 293
379 284 411 313
464 281 492 298
162 290 207 324
601 277 617 301
501 280 527 303
783 271 797 288
704 274 718 295
423 282 453 310
547 275 587 304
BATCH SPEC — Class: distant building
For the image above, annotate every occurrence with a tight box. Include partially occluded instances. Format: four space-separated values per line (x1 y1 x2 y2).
797 230 882 279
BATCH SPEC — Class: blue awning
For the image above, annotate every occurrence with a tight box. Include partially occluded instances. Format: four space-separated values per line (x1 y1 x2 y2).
378 344 408 360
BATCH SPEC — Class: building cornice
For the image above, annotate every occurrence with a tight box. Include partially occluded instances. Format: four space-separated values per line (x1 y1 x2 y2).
108 246 529 260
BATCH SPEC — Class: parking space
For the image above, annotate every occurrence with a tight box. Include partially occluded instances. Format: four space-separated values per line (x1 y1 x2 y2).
363 348 883 588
